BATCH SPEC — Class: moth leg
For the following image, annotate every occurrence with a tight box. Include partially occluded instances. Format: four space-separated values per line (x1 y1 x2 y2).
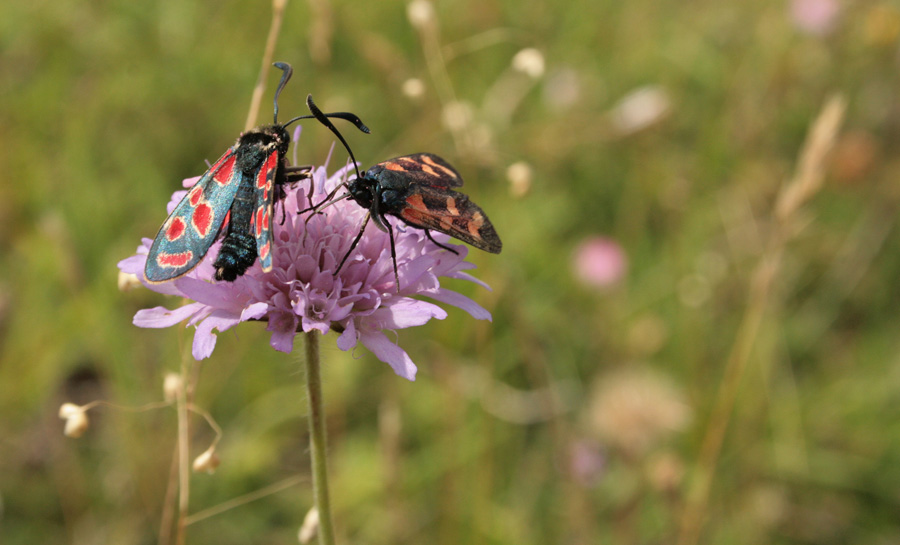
425 230 459 255
385 217 400 291
335 213 371 275
298 181 346 216
284 166 311 183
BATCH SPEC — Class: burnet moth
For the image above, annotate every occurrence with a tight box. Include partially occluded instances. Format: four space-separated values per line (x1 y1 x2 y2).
144 62 370 283
303 95 502 288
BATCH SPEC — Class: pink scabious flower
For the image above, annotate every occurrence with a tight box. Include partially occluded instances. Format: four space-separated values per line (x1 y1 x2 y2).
118 140 492 381
572 236 627 289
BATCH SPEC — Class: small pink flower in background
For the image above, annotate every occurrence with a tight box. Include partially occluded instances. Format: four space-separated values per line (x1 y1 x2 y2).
568 439 606 487
119 139 493 381
790 0 840 36
572 236 627 288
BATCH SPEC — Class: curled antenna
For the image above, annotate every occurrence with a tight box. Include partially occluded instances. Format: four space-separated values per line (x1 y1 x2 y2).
283 111 370 134
272 62 294 124
303 94 365 180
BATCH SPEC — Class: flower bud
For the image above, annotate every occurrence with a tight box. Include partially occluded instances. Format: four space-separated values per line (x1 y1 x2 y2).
512 48 545 79
163 373 183 403
192 446 220 474
407 0 434 29
117 271 142 292
298 507 319 543
507 161 533 199
402 78 426 100
59 403 89 438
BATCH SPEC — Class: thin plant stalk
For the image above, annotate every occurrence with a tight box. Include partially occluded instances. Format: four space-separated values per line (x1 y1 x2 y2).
304 330 336 545
676 95 846 545
176 358 191 545
245 0 289 131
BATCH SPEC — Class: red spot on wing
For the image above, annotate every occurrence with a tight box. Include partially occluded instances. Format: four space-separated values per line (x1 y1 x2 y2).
213 156 236 186
165 217 186 241
188 185 203 206
192 203 214 237
157 251 193 268
257 154 275 189
259 241 270 261
254 206 269 237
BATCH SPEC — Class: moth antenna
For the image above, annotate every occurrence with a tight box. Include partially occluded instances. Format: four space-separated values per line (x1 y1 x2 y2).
305 94 365 181
272 62 294 124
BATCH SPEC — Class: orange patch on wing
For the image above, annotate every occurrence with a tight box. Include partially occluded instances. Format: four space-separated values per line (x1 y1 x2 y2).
406 193 426 211
383 161 406 172
445 197 459 216
422 155 455 177
467 211 485 238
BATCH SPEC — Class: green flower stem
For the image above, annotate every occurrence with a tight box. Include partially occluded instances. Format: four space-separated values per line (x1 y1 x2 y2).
304 330 336 545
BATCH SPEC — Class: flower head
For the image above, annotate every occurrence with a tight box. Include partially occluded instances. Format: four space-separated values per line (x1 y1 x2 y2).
572 236 627 289
119 140 492 381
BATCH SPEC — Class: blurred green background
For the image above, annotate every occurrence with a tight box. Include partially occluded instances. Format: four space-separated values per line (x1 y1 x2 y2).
3 0 900 543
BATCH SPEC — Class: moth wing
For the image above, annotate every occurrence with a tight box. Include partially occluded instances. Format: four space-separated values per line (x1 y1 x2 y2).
398 185 502 254
145 149 243 282
250 149 280 272
373 153 463 188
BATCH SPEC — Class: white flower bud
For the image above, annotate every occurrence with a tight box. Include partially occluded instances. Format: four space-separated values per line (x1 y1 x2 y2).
442 101 473 132
506 161 533 198
512 48 545 79
298 507 319 543
117 271 142 292
192 446 220 474
59 403 89 438
402 78 426 100
407 0 434 29
163 373 183 403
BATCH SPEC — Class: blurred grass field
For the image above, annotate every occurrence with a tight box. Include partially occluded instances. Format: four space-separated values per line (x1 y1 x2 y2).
4 0 900 543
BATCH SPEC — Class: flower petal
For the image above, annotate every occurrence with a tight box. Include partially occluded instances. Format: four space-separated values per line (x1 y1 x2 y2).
374 298 447 329
337 320 358 351
241 302 270 321
191 312 241 360
134 303 205 328
267 311 300 353
424 288 492 321
359 330 418 381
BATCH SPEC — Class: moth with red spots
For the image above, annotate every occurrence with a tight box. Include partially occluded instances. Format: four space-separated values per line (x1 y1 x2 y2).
144 63 369 283
304 95 502 287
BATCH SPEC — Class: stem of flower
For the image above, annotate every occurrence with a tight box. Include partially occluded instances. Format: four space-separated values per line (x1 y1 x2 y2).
304 330 336 545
